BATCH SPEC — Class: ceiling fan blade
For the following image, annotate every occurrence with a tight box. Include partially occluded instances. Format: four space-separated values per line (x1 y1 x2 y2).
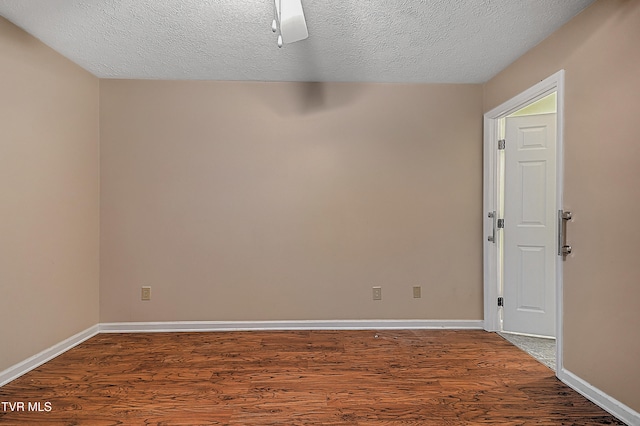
276 0 308 44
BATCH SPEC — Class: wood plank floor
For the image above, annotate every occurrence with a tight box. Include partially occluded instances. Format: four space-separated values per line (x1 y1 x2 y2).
0 330 625 425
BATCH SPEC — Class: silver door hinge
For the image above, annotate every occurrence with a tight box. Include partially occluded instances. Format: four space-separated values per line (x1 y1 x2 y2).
498 297 504 307
497 219 504 229
498 139 505 150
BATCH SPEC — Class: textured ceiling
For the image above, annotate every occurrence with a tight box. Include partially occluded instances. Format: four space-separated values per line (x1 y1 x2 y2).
0 0 594 83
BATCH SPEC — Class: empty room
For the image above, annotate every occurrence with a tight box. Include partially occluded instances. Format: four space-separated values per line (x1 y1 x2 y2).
1 0 639 424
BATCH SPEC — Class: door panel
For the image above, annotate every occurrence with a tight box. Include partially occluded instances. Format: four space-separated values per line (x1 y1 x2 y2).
520 161 547 225
517 245 546 312
503 113 556 337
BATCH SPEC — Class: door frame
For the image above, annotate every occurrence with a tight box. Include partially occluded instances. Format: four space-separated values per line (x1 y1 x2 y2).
483 70 565 373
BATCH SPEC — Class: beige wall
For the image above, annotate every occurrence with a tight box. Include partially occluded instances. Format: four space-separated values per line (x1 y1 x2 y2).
484 0 640 412
0 18 100 372
100 81 483 322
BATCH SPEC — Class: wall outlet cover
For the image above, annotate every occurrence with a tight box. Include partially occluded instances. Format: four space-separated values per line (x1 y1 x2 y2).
372 286 382 301
413 286 422 298
141 286 151 301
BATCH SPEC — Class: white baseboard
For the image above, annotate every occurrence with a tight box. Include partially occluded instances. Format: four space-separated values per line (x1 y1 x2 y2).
0 324 99 387
99 319 484 333
558 368 639 426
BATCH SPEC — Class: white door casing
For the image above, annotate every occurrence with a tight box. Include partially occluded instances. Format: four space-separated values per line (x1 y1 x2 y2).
503 113 557 337
483 69 564 373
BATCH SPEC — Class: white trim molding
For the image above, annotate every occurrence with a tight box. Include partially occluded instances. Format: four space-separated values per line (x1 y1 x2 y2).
99 319 484 333
0 324 99 387
559 368 640 426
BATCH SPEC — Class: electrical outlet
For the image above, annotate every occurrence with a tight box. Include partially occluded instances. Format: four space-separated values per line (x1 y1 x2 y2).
413 286 422 298
141 286 151 301
372 286 382 301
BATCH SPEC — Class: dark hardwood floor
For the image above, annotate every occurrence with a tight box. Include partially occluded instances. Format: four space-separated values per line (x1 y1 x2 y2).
0 330 625 425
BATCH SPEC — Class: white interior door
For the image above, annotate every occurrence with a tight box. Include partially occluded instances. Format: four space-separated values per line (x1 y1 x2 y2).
503 113 557 337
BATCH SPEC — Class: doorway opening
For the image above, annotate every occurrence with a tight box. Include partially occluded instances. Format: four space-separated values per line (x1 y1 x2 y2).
483 71 565 375
500 92 558 370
